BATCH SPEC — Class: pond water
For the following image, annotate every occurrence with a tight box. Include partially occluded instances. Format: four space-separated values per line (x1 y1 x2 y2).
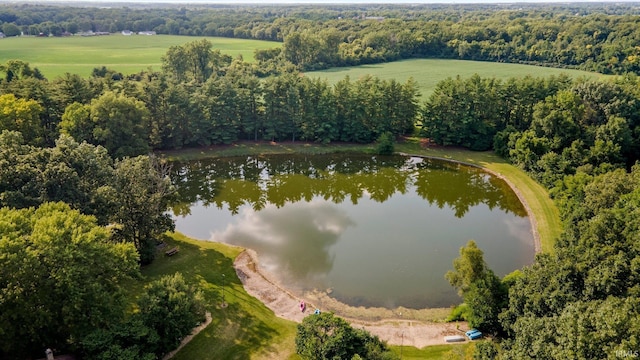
170 154 534 309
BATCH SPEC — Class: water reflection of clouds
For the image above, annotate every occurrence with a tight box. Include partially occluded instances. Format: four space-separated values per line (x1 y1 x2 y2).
503 216 534 247
210 200 355 288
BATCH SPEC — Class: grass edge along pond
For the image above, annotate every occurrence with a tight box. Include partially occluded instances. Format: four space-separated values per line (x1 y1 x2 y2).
152 140 561 359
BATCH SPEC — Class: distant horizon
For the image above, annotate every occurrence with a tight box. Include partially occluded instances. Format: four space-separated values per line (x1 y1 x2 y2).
6 0 640 4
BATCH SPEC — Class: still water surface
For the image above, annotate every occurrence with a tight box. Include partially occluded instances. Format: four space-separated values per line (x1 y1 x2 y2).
170 154 534 308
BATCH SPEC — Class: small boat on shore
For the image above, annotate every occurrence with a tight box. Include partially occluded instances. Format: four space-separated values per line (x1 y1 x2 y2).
300 301 305 312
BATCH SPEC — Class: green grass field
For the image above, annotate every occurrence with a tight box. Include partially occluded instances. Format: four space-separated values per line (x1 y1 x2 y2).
305 58 609 97
0 34 281 79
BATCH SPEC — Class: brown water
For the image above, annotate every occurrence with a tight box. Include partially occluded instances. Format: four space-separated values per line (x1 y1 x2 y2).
170 154 534 308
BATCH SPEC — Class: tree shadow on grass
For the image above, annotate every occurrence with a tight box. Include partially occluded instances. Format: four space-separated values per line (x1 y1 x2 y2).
145 237 292 360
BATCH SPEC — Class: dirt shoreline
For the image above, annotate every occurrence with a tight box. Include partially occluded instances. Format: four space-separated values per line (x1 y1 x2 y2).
234 249 469 348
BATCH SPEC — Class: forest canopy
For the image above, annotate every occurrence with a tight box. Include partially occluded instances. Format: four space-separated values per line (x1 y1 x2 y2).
1 2 640 359
3 3 640 74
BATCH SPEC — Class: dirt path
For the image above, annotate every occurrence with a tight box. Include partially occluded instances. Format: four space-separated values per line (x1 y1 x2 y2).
234 250 469 348
162 311 212 360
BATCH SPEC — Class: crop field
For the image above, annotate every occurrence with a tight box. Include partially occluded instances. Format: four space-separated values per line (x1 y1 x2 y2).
305 59 609 98
0 34 281 79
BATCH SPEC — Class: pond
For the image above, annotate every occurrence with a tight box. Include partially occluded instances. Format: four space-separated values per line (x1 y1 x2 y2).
170 154 534 309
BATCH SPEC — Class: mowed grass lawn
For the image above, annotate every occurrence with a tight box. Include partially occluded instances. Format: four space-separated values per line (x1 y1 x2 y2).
0 34 281 79
133 232 300 360
306 58 609 97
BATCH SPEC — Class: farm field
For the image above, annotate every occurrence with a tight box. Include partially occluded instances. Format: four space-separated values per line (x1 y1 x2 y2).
305 58 609 97
0 34 281 79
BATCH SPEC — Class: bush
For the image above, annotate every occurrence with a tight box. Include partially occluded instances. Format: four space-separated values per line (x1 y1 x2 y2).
446 303 471 322
376 132 395 155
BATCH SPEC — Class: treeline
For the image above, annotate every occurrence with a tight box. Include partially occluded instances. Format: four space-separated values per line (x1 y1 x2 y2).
421 74 640 182
426 73 640 358
4 3 640 74
0 40 419 157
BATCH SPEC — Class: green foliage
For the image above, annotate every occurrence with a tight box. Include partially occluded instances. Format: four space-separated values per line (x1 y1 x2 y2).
296 312 397 360
0 132 175 262
498 163 640 358
0 202 139 358
137 273 206 356
0 93 43 144
110 155 175 264
446 240 489 296
59 102 92 142
421 75 505 150
446 303 471 322
446 240 507 334
89 91 150 158
0 60 44 82
81 273 205 359
162 39 232 83
473 341 500 360
1 22 20 37
376 131 395 155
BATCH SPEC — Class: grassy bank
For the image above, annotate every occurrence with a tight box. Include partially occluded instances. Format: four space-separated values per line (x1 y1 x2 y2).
0 35 280 79
144 232 460 360
133 232 299 360
390 343 471 359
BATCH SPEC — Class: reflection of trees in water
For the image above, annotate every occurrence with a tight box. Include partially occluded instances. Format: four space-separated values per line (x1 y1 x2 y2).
170 154 527 218
209 201 355 283
413 160 527 218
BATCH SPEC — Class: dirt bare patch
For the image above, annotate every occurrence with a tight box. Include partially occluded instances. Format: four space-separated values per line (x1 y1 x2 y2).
234 249 470 348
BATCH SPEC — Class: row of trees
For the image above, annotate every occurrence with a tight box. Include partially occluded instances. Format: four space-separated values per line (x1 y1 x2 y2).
421 74 640 175
4 4 640 74
0 40 419 157
8 40 640 167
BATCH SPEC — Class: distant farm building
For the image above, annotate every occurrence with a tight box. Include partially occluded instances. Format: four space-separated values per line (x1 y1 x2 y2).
79 31 110 36
122 30 133 36
138 31 156 35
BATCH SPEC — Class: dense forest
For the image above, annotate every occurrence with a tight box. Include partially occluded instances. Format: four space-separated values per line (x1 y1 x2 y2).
4 3 640 73
1 2 640 359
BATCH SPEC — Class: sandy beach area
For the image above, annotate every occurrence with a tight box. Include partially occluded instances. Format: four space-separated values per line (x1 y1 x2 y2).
234 249 469 348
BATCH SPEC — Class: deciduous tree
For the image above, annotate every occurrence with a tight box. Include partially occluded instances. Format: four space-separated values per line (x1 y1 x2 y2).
0 202 139 358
